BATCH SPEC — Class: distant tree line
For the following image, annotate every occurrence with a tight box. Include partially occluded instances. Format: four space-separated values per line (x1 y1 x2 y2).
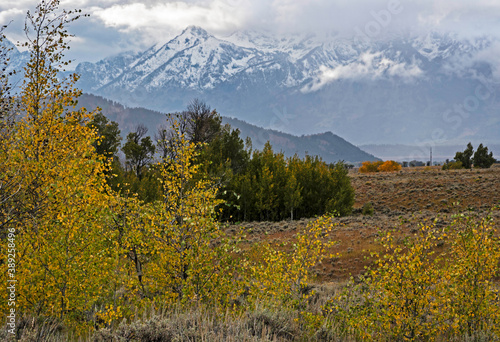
88 99 355 222
224 143 354 221
443 142 496 170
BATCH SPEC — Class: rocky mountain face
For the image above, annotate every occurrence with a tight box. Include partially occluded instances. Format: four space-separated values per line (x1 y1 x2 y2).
71 26 500 148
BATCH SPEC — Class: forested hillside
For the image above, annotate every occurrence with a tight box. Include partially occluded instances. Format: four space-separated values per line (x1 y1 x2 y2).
77 93 379 164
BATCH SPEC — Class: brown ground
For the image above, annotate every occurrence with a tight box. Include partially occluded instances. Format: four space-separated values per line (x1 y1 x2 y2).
226 164 500 282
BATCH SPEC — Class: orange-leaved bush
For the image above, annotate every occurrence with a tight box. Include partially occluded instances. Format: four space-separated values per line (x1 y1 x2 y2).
359 160 401 173
377 160 402 172
359 161 383 173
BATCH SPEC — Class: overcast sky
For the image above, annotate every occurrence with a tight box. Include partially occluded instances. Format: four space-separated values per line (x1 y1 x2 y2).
2 0 500 63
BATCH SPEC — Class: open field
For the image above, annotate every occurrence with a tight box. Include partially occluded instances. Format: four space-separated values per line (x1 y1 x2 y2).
228 164 500 282
3 166 499 341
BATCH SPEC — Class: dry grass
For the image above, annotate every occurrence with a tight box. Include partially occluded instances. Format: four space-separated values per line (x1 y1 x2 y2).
1 298 354 342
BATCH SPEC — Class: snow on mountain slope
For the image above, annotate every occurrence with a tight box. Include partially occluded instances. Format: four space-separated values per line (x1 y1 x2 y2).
1 38 30 89
78 26 358 93
78 26 496 96
72 27 500 146
97 26 274 91
75 51 141 91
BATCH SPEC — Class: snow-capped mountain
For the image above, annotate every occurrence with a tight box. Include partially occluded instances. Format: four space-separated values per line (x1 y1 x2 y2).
75 51 142 91
1 38 30 87
78 26 368 92
70 27 500 148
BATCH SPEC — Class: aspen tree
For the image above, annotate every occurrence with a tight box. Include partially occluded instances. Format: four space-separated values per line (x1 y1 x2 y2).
0 1 116 328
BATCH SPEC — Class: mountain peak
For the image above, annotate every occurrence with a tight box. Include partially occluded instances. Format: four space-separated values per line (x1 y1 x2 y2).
180 25 210 39
0 37 17 51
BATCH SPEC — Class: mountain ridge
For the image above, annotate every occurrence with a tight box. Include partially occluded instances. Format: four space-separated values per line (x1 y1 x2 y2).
70 26 500 146
76 93 379 164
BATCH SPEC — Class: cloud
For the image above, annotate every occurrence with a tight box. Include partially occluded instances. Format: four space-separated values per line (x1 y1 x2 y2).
426 38 500 81
0 8 24 24
2 0 500 63
92 0 250 35
473 41 500 80
303 52 423 92
4 0 500 37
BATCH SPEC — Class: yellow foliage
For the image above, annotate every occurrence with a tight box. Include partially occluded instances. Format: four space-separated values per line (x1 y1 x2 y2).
106 122 245 318
0 0 116 328
331 209 500 340
246 215 337 309
359 161 383 173
145 126 238 305
359 160 401 173
377 160 402 172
